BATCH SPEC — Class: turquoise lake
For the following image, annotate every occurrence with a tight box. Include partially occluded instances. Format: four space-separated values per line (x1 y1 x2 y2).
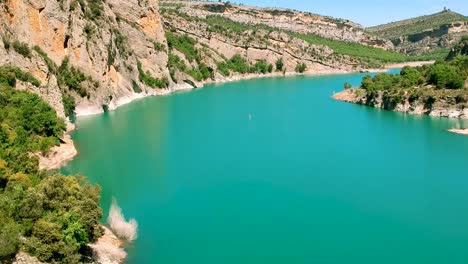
63 72 468 264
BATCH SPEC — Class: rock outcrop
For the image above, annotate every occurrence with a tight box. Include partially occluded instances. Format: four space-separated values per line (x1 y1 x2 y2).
13 252 47 264
89 226 127 264
333 88 468 120
392 22 468 56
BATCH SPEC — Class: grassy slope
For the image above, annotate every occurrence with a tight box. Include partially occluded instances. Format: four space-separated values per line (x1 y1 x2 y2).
367 10 468 40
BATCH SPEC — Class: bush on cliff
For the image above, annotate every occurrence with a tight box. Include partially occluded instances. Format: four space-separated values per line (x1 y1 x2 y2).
295 63 307 73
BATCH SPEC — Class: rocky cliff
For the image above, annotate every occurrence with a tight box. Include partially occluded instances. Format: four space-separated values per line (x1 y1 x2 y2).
368 10 468 56
1 0 169 116
1 0 403 118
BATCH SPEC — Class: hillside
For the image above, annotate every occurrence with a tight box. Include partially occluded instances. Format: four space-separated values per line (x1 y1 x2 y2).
0 0 419 119
368 10 467 39
368 10 468 56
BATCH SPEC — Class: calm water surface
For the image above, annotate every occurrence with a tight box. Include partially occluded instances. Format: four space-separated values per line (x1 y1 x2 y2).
63 72 468 264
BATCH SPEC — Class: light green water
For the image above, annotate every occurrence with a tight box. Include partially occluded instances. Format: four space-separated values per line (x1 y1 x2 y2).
63 72 468 264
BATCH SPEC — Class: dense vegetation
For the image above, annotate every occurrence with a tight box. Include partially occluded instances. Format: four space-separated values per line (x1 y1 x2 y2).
352 55 468 109
0 69 103 263
368 10 468 40
0 66 41 88
361 56 467 92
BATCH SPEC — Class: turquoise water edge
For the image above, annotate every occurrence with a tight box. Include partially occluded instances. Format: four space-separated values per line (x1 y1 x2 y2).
63 72 468 264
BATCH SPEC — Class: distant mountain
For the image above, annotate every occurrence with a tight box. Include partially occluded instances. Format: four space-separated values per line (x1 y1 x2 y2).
367 10 468 56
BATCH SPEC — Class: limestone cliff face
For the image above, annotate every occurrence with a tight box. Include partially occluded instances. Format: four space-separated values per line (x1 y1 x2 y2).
1 0 169 116
0 0 394 117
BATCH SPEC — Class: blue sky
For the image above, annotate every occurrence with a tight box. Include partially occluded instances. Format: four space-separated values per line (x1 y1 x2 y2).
225 0 468 27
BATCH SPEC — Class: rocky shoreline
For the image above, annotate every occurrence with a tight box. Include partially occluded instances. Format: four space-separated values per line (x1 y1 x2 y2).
333 89 468 120
333 89 468 136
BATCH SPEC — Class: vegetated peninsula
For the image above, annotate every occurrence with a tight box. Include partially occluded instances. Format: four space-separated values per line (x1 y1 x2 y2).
0 0 467 262
333 39 468 123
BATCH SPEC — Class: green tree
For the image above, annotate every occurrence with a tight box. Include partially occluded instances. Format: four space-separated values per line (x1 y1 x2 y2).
275 58 284 71
0 215 21 258
295 63 307 73
429 63 464 89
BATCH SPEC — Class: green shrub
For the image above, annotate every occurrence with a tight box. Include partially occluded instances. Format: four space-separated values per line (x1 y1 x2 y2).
12 40 32 58
33 46 57 74
275 58 284 71
131 79 142 93
216 61 230 76
0 218 20 258
83 0 104 21
58 58 88 97
198 63 214 80
250 60 266 74
166 32 200 63
429 63 464 89
137 61 169 89
295 63 307 73
0 66 41 87
400 66 424 88
62 94 76 117
228 54 250 74
2 37 11 50
153 41 166 52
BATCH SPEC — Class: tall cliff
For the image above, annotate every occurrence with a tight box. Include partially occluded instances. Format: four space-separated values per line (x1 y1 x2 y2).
0 0 415 117
1 0 169 116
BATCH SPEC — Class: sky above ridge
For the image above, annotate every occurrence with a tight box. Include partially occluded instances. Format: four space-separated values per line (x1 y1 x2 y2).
227 0 468 27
